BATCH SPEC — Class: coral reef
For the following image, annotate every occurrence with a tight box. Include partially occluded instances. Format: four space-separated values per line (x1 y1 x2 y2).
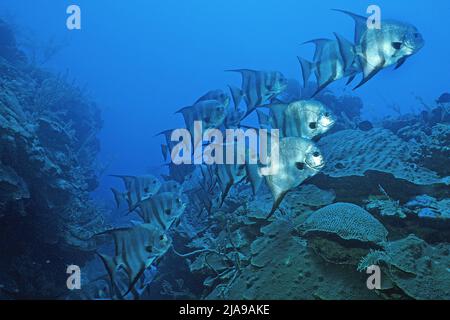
0 21 105 298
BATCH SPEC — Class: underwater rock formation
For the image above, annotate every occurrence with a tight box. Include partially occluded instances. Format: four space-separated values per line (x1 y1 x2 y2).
0 21 105 298
300 203 388 244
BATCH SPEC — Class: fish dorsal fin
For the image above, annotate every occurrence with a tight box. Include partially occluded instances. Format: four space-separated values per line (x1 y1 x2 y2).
303 38 333 61
226 69 257 76
333 9 368 44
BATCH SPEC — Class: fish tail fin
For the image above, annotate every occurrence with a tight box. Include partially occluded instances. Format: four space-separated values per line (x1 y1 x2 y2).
297 57 314 87
228 85 243 110
111 188 124 208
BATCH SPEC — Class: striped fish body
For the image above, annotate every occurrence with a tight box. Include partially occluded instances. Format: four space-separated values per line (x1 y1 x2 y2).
166 163 195 183
195 89 230 108
215 162 246 206
158 180 181 194
97 224 171 297
313 40 347 89
228 69 288 116
195 89 244 128
265 137 324 217
283 100 335 139
357 21 424 79
335 10 425 89
138 192 186 230
300 38 360 95
111 175 162 211
177 99 227 135
264 100 335 139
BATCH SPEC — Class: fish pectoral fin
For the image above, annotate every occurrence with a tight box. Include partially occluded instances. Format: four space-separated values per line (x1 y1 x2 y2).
267 190 289 219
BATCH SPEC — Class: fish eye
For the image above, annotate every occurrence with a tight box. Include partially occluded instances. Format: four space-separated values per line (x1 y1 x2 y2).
309 122 317 129
392 42 403 50
165 209 171 215
296 162 305 170
313 152 320 157
159 235 165 241
146 245 153 252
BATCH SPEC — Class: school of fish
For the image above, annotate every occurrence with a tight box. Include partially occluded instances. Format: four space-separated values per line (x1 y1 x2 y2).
94 10 424 298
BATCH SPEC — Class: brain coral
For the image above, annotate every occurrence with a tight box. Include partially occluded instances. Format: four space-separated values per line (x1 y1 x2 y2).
301 202 388 244
317 129 441 185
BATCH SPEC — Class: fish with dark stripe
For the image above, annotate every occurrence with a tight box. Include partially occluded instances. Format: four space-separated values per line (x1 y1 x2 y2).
228 69 288 117
110 175 161 211
334 9 425 89
137 192 186 230
257 100 335 139
298 35 360 96
96 224 171 298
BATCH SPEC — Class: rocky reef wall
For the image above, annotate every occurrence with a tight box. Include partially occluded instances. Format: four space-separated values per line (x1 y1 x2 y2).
0 20 105 298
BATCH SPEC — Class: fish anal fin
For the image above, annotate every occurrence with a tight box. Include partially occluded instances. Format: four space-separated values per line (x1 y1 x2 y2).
346 74 356 85
267 190 289 219
395 57 408 70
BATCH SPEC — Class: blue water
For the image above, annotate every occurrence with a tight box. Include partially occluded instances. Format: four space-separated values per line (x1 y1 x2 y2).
2 0 448 203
